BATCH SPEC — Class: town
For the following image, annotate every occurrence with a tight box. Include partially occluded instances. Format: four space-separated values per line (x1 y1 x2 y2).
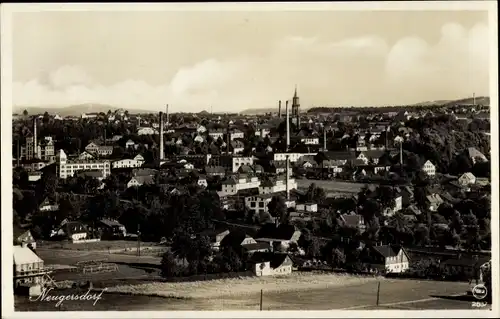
12 91 492 310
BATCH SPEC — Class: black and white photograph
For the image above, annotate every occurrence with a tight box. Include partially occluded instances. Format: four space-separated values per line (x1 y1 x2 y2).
1 2 498 317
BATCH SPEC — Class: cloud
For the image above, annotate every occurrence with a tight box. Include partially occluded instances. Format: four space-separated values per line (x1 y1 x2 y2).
12 22 489 111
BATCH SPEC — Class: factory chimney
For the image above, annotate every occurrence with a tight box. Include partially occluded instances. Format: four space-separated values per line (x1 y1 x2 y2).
166 104 170 131
323 128 327 151
33 117 38 159
278 100 282 118
286 100 290 151
159 111 164 161
286 155 290 201
473 93 476 106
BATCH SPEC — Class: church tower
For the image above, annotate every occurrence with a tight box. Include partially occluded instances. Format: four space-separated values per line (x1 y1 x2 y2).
291 85 300 128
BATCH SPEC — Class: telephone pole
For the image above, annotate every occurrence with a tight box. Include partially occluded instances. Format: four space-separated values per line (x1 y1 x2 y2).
137 224 141 257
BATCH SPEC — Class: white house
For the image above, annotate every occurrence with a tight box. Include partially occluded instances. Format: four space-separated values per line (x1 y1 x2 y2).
127 175 154 188
125 139 136 149
300 137 320 145
367 245 410 274
245 193 274 215
197 175 208 188
194 135 205 143
85 142 100 154
458 172 476 186
197 125 207 134
232 156 254 173
221 174 261 195
295 203 318 213
274 153 317 163
112 157 145 169
249 253 293 277
137 127 157 135
421 160 436 176
230 130 244 140
78 151 95 160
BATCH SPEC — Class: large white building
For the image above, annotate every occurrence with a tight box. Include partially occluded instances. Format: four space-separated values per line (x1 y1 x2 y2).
274 153 317 163
55 150 111 179
112 155 145 169
421 160 436 176
221 174 261 195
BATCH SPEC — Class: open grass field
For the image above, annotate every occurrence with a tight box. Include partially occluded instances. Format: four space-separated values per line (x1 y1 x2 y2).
15 275 488 311
296 179 370 194
38 240 160 252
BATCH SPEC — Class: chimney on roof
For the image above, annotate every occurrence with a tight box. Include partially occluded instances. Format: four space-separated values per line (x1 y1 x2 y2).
286 100 290 151
159 111 164 161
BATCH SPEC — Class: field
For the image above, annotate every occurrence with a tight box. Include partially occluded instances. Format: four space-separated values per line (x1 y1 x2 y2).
15 274 488 311
296 179 370 194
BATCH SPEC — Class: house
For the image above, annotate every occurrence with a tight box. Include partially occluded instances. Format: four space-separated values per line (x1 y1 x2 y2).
137 127 157 135
339 214 366 231
356 150 386 165
440 255 490 280
127 175 154 188
466 147 488 164
112 156 145 169
198 228 230 250
295 203 318 213
230 140 245 154
27 171 42 182
426 194 444 212
247 252 294 276
97 146 114 157
197 175 208 188
205 166 226 177
13 225 37 249
230 129 244 140
51 220 88 241
84 142 100 154
421 160 436 177
125 139 136 149
98 219 127 239
78 151 96 160
13 245 46 289
364 245 410 274
255 223 301 251
39 197 59 212
458 172 476 186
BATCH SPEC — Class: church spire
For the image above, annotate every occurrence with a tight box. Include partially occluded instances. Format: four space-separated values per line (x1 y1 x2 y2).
294 84 298 98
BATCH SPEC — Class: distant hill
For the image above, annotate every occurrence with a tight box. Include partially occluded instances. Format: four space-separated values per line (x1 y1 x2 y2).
410 96 489 107
13 103 156 116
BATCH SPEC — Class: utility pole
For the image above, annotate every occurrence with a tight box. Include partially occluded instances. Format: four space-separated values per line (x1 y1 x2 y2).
137 224 141 257
17 139 20 167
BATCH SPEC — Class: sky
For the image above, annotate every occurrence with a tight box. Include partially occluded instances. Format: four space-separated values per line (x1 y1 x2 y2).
10 8 490 112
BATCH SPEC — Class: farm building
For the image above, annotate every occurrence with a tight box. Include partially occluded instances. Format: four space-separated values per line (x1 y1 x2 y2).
13 225 37 249
248 252 293 276
13 245 46 289
98 219 127 239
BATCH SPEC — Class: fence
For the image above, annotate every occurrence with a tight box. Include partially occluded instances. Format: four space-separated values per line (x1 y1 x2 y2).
82 263 118 274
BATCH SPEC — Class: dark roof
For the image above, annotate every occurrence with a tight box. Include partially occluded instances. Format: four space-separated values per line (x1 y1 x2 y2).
372 245 402 258
242 242 271 251
256 223 299 241
100 219 124 227
323 151 355 161
442 256 490 267
248 252 293 268
220 230 248 247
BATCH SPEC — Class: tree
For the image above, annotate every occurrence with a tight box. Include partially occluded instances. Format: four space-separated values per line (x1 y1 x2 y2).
23 109 28 117
328 248 346 270
268 195 287 224
160 250 181 277
414 224 431 246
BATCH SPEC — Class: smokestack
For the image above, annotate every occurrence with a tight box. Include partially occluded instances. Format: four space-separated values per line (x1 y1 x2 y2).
159 111 164 161
286 155 290 201
323 128 327 151
473 93 476 106
166 104 170 131
33 117 37 159
286 101 290 151
278 100 282 118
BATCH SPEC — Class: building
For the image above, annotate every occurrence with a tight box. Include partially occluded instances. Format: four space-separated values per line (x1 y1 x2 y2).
97 145 113 157
112 155 145 169
98 219 127 239
365 245 410 274
197 228 230 250
21 134 55 162
39 197 59 212
421 160 436 176
208 129 225 140
291 86 301 127
14 225 37 249
13 245 46 289
245 193 274 215
50 220 88 241
137 127 158 135
230 129 245 140
248 252 293 277
426 194 444 212
55 150 111 179
274 153 317 163
458 172 476 186
255 224 301 251
259 175 297 194
127 175 154 188
221 174 261 195
125 139 137 149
